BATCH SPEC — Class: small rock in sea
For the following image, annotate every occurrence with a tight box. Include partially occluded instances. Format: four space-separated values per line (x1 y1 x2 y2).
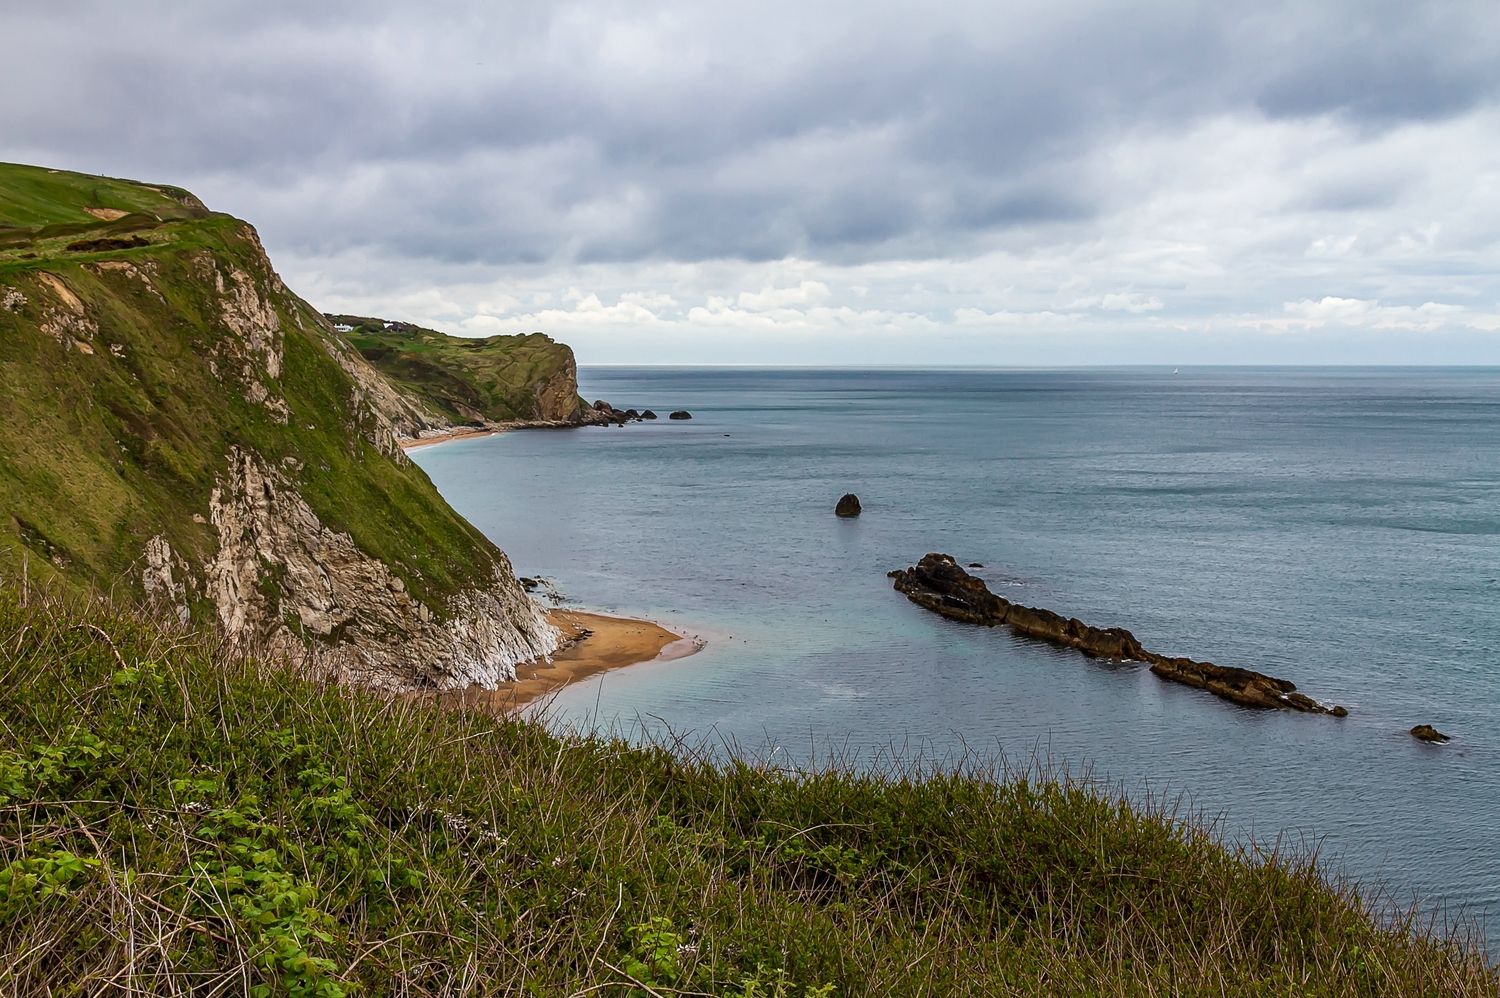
642 410 657 419
968 562 983 568
592 400 612 411
518 577 539 590
835 494 862 517
1410 724 1449 743
1330 705 1348 717
669 410 692 420
625 409 639 418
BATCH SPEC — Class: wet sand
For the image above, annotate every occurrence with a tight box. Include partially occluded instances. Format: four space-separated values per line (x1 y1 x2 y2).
451 609 703 712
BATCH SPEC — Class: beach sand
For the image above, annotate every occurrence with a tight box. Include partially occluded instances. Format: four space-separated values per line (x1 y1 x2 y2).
401 426 503 450
443 608 702 712
401 418 592 451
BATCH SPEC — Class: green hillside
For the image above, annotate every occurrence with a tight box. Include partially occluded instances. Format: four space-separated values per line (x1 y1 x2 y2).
0 585 1491 996
0 165 206 229
0 162 553 688
333 315 588 424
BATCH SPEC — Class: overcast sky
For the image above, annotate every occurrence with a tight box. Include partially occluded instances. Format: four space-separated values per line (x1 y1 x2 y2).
4 0 1498 364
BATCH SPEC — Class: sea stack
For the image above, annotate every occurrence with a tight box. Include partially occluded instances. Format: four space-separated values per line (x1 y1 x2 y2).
835 494 862 517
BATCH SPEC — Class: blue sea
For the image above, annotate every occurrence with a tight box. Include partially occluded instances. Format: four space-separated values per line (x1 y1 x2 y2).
412 367 1500 938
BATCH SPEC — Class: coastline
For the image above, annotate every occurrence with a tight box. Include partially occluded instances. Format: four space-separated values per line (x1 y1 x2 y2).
446 608 704 712
401 418 585 451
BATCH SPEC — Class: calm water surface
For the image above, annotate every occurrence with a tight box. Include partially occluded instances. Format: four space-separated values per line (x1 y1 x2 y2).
412 367 1500 937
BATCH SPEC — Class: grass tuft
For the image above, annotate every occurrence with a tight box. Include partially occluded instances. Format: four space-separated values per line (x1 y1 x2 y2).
0 580 1493 996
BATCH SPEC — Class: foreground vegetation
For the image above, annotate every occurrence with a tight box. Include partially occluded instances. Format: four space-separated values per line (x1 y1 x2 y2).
0 583 1493 997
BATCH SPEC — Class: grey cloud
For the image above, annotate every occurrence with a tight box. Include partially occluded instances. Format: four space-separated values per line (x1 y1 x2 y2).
1 0 1496 267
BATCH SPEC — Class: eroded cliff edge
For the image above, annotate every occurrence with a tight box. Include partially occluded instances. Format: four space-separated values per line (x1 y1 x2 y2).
0 163 556 689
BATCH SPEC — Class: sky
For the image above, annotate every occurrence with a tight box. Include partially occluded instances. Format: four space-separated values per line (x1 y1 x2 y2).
3 0 1498 365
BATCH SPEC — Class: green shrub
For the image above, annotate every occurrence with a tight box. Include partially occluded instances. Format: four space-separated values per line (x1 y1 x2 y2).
0 582 1492 996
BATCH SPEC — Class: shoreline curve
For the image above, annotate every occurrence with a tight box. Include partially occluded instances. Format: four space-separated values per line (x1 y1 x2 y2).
443 608 704 712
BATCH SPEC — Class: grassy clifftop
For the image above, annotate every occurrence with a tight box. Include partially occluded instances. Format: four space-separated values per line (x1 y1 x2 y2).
0 162 553 688
332 315 587 424
0 584 1492 996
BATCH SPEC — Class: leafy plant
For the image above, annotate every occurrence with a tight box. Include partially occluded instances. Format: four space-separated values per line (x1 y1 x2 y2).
0 850 101 917
0 585 1492 997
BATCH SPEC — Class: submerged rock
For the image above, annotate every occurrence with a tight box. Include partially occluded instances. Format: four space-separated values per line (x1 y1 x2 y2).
835 494 862 517
669 410 692 420
1410 724 1450 743
888 553 1343 716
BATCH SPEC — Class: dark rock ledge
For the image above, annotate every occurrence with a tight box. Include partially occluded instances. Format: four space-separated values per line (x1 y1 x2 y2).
889 554 1346 716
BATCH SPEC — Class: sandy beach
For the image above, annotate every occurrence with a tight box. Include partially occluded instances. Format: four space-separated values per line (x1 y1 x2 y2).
443 608 702 712
401 426 505 450
401 418 592 451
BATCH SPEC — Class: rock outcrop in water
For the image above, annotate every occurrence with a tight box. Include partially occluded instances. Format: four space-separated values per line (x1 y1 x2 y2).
889 554 1345 715
1410 724 1450 743
835 494 862 517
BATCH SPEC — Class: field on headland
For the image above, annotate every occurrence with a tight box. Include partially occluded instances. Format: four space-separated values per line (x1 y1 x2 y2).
0 582 1493 997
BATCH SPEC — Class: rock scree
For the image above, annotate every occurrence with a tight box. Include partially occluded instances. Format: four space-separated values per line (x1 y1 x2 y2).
1410 724 1450 743
889 553 1346 715
835 494 862 517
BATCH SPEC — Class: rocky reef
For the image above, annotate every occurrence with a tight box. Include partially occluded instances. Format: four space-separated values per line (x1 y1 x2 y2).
890 554 1345 715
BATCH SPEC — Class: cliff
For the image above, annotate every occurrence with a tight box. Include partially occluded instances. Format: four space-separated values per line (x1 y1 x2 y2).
0 162 556 689
330 315 590 429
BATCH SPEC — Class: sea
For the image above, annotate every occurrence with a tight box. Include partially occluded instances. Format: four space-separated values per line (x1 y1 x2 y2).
411 367 1500 940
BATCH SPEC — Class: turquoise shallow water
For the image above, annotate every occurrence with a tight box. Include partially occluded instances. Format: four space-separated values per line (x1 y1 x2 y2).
412 367 1500 937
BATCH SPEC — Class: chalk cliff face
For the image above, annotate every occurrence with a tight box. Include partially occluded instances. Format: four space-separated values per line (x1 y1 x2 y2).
203 447 553 688
0 163 557 689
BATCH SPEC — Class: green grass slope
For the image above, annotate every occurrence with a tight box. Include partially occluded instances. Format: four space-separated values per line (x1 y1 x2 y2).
0 162 506 614
332 315 588 424
0 585 1492 997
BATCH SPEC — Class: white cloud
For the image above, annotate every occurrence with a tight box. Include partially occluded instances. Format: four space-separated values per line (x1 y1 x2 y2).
1252 297 1468 332
736 282 830 311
